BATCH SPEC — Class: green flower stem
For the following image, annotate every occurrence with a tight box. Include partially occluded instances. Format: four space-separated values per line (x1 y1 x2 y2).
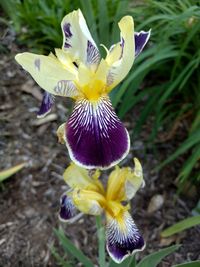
96 216 106 267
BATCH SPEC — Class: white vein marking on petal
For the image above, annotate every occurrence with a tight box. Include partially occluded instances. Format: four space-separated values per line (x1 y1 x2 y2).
54 80 77 97
87 40 100 65
106 212 141 245
68 96 120 140
107 71 115 86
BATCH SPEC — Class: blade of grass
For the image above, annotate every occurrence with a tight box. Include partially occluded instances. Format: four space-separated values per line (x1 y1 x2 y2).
97 0 109 46
0 163 26 182
109 256 135 267
161 216 200 238
80 0 99 44
111 0 129 43
178 143 200 183
54 228 94 267
156 128 200 170
172 261 200 267
136 245 181 267
96 216 106 267
50 246 73 267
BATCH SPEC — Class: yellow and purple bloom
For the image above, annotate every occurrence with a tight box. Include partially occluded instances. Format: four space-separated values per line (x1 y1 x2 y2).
59 158 145 263
15 10 150 169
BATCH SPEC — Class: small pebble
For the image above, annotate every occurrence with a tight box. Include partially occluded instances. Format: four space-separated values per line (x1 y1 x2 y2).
147 194 164 213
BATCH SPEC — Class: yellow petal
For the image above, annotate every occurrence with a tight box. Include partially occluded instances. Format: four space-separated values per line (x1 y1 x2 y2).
63 163 104 194
105 16 135 92
106 166 130 201
61 9 100 69
55 48 78 75
106 200 128 218
77 59 109 100
56 123 66 144
72 188 105 215
106 158 144 201
15 52 78 97
125 158 144 200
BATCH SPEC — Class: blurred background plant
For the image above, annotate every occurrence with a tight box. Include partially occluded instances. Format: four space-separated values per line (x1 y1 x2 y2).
0 163 25 183
1 0 199 189
52 227 200 267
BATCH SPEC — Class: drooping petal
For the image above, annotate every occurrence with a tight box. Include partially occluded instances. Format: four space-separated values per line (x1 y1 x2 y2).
105 16 135 92
65 96 130 169
61 9 100 69
63 163 104 194
72 188 104 216
59 193 78 222
135 30 151 57
106 211 145 263
37 92 54 118
15 52 78 97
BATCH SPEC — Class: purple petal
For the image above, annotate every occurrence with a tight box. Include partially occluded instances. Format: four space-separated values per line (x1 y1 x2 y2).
59 194 77 222
106 212 145 263
37 92 54 118
65 96 130 169
134 30 151 57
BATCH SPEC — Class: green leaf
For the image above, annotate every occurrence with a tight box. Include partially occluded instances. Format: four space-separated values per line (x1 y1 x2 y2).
161 216 200 238
80 0 99 44
50 246 73 267
109 256 136 267
97 0 109 47
54 228 94 267
0 163 25 182
177 143 200 183
156 128 200 170
111 0 129 43
172 261 200 267
96 216 106 267
136 245 181 267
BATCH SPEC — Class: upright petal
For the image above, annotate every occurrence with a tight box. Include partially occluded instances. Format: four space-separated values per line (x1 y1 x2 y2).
61 9 100 69
37 92 54 118
106 166 131 201
15 52 78 97
135 30 151 57
106 211 145 263
65 96 130 169
105 16 135 92
106 158 144 201
125 158 144 200
59 193 78 222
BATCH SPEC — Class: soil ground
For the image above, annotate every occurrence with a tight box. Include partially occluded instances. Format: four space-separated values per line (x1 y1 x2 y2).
0 24 199 267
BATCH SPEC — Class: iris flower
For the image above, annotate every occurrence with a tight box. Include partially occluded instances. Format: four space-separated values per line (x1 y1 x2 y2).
59 158 145 263
15 9 150 169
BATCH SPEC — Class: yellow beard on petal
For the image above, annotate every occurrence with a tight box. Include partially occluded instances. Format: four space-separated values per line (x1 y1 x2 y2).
81 79 106 101
105 200 129 219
